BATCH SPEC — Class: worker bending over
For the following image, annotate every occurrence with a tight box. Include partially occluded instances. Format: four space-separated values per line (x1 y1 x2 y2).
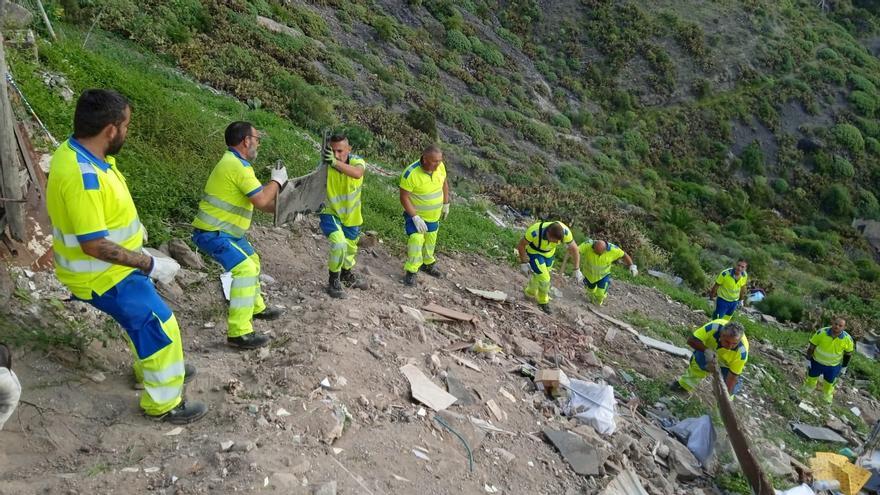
516 221 579 315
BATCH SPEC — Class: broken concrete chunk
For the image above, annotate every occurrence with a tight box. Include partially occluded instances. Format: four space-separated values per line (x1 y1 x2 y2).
601 468 650 495
446 374 477 406
465 287 507 301
399 304 425 322
791 423 848 444
219 441 234 452
543 428 600 476
486 399 507 422
167 238 205 269
492 447 516 463
513 336 543 358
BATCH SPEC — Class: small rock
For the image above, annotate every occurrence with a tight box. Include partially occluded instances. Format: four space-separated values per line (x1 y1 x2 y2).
168 238 205 269
164 427 184 436
312 480 337 495
260 273 277 285
493 448 516 463
121 467 139 473
232 441 256 453
247 404 259 414
87 371 106 383
399 304 425 322
276 408 291 417
220 441 234 452
358 395 370 407
144 467 160 474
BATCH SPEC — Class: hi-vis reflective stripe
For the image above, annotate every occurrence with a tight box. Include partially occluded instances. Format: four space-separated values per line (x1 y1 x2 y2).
328 186 362 205
231 276 258 288
814 347 844 365
144 384 181 403
53 218 143 248
202 194 253 220
415 203 443 212
53 252 111 273
142 360 185 384
412 190 443 202
194 211 246 237
334 200 362 215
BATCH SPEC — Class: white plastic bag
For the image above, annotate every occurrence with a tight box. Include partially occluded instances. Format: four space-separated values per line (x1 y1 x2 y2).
0 367 21 430
564 379 616 435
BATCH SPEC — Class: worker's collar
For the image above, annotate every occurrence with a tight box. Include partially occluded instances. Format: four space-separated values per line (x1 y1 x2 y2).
69 136 112 172
228 148 251 167
826 328 846 339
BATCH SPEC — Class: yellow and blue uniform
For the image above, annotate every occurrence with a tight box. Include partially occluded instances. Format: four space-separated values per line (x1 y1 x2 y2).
47 137 184 416
523 221 573 305
803 327 854 403
320 154 366 272
400 160 446 273
192 149 267 338
713 268 748 319
578 240 625 305
677 319 749 396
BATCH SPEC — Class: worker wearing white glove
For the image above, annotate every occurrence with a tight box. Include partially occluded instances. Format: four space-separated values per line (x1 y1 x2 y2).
441 203 450 220
399 146 449 286
411 215 428 234
0 344 20 431
703 348 717 372
578 239 635 306
147 255 181 285
629 264 639 276
573 269 585 284
270 162 288 187
520 261 532 274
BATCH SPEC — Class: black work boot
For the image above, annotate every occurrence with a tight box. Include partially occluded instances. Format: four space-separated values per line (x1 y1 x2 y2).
154 400 208 425
0 343 11 370
420 263 443 278
135 362 196 390
403 271 417 287
227 332 271 350
341 268 368 290
538 303 552 315
254 306 284 321
327 271 347 299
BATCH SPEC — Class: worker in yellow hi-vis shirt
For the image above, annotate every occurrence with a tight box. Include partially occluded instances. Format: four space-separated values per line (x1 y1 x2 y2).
577 239 637 306
802 318 854 404
192 122 288 350
710 259 748 320
320 133 368 299
399 145 449 287
671 319 749 398
516 221 579 315
47 89 206 424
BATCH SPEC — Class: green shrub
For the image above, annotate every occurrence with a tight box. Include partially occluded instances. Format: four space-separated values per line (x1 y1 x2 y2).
833 123 865 154
820 184 853 218
771 178 789 194
850 90 879 116
524 120 555 147
373 16 397 41
857 188 880 218
569 110 593 129
550 113 572 129
670 248 707 290
278 75 335 130
446 29 471 52
866 137 880 155
817 47 841 62
856 259 880 282
622 130 649 157
793 238 828 259
756 292 805 322
740 141 765 174
849 73 878 93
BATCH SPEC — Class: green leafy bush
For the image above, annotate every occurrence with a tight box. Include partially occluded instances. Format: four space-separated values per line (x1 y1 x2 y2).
849 73 878 93
550 113 572 129
850 90 879 116
866 137 880 155
857 189 880 218
820 184 853 218
373 16 398 41
740 141 765 174
771 178 789 194
831 155 855 177
406 109 438 139
671 248 707 290
756 292 805 322
793 238 828 260
855 259 880 282
445 29 471 52
622 130 649 157
833 123 865 154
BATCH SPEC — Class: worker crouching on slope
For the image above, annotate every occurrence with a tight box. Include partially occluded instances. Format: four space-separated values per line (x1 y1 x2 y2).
672 320 749 398
802 318 853 404
320 134 368 299
577 239 637 306
399 145 450 287
516 221 579 315
47 90 206 424
192 122 287 350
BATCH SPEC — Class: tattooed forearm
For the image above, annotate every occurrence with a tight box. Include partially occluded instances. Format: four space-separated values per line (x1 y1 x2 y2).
81 238 152 272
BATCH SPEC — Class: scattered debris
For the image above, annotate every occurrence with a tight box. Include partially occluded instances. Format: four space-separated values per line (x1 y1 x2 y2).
637 334 691 359
167 238 205 269
792 423 849 444
564 379 617 435
543 428 600 476
646 269 683 286
601 468 650 495
422 303 477 323
465 287 507 302
411 448 430 461
400 364 457 411
498 387 517 403
486 399 507 421
809 452 870 495
799 401 819 416
164 427 183 436
451 354 482 372
535 368 568 396
669 415 716 465
399 304 425 322
446 374 477 406
513 336 543 359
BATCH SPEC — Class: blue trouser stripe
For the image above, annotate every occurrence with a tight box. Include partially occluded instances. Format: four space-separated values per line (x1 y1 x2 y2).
527 253 553 274
192 229 255 271
404 213 439 236
808 359 843 384
85 272 174 359
713 297 740 319
584 274 612 290
319 213 360 240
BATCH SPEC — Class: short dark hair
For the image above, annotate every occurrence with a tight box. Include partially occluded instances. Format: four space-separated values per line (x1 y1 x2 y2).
73 89 130 139
329 134 348 144
225 121 254 147
547 222 565 240
423 144 442 155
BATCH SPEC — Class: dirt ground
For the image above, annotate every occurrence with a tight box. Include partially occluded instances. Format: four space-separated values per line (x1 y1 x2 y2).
0 219 876 495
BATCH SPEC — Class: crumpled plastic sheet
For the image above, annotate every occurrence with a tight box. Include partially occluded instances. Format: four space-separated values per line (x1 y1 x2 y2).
774 484 814 495
564 379 616 435
670 415 716 466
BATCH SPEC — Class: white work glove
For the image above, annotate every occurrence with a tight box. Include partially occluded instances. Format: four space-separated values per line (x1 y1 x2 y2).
148 255 180 285
441 203 450 220
271 162 288 187
411 215 428 234
629 264 638 276
703 349 717 371
0 367 21 431
142 226 148 245
840 367 848 377
573 270 585 284
520 262 531 274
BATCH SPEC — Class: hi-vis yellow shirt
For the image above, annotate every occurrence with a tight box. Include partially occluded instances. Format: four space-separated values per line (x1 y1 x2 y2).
47 138 145 299
323 154 366 227
810 327 854 366
693 319 750 375
192 149 263 238
524 221 573 257
579 240 625 283
399 160 446 223
715 268 748 302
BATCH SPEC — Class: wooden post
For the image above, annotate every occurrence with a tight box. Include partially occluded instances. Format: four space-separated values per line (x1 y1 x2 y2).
0 14 26 241
34 0 57 41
